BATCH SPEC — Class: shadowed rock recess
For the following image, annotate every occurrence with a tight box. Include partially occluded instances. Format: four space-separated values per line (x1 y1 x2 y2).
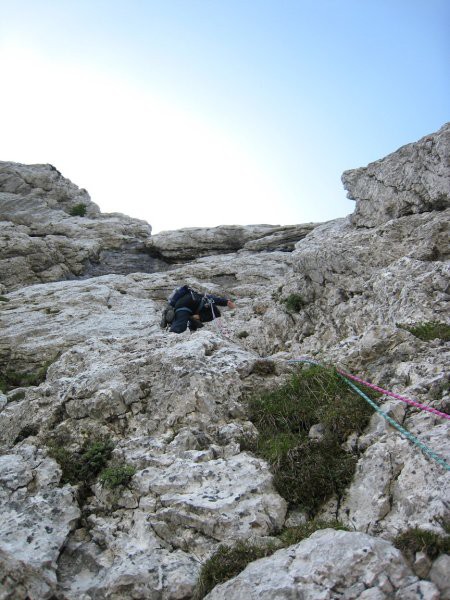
0 123 449 599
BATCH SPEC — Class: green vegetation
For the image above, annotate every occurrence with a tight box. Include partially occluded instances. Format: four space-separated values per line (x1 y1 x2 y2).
236 331 249 339
0 296 10 302
69 203 87 217
282 293 305 313
398 321 450 342
194 541 277 599
14 424 40 443
245 365 375 515
194 518 348 598
394 527 450 561
279 518 348 546
48 437 114 486
0 362 51 393
251 360 276 376
99 464 136 488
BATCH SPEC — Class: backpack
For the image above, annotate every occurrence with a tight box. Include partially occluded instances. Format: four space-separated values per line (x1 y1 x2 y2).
160 285 197 329
168 285 193 306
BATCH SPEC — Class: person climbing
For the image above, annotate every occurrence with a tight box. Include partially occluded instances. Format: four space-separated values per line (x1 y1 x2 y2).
168 287 236 334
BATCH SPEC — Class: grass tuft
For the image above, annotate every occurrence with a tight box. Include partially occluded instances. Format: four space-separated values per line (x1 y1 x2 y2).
246 365 375 515
398 321 450 342
194 518 349 598
279 518 348 546
394 527 450 561
194 541 276 599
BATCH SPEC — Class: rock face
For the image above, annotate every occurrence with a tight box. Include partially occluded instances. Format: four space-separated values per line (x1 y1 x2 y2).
205 529 440 599
0 125 449 599
343 122 450 227
146 223 317 262
0 162 169 291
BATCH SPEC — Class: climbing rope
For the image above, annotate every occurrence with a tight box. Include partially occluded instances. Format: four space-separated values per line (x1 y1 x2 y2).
203 314 449 470
341 375 450 472
287 357 450 472
287 358 450 421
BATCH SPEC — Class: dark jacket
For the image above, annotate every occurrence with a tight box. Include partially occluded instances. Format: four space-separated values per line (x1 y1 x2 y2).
170 292 229 333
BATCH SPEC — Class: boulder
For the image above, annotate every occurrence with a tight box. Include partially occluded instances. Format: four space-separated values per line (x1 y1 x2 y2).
204 529 439 599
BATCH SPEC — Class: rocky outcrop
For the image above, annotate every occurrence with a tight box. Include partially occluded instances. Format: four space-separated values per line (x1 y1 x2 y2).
0 125 449 599
205 529 441 599
0 162 168 291
343 122 450 227
146 223 317 262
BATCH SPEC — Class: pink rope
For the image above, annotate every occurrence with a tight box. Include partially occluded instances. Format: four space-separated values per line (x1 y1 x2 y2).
337 370 450 421
288 358 450 421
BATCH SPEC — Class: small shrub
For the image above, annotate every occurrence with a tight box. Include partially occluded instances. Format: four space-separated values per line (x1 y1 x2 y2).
69 203 87 217
394 527 450 561
194 541 276 599
99 464 136 488
0 296 10 302
282 293 305 313
48 438 114 486
398 321 450 342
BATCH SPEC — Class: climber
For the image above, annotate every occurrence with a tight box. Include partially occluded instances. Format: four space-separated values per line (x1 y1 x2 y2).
169 287 236 334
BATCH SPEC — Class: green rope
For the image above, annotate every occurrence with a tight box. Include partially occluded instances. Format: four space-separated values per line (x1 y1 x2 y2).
340 375 450 472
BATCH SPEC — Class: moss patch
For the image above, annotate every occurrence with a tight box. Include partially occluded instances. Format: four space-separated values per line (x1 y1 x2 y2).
245 365 375 515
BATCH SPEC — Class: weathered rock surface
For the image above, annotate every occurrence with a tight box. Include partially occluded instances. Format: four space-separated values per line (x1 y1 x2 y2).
204 529 440 599
0 162 168 291
146 223 317 262
343 122 450 227
0 125 449 599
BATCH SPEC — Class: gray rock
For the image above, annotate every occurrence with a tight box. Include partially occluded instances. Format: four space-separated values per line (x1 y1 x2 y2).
343 122 450 227
1 123 449 599
146 223 317 262
204 529 426 599
429 554 450 599
0 161 169 290
0 445 80 599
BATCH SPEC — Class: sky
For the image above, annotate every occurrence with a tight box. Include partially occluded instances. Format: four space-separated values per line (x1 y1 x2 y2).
0 1 448 233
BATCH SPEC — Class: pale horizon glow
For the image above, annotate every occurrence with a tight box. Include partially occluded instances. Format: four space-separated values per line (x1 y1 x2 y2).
0 1 448 233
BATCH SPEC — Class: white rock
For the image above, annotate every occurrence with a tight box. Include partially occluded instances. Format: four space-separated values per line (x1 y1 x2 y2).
204 529 418 599
429 554 450 599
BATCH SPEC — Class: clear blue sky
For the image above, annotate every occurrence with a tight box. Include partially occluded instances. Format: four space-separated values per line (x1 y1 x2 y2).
1 0 448 232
